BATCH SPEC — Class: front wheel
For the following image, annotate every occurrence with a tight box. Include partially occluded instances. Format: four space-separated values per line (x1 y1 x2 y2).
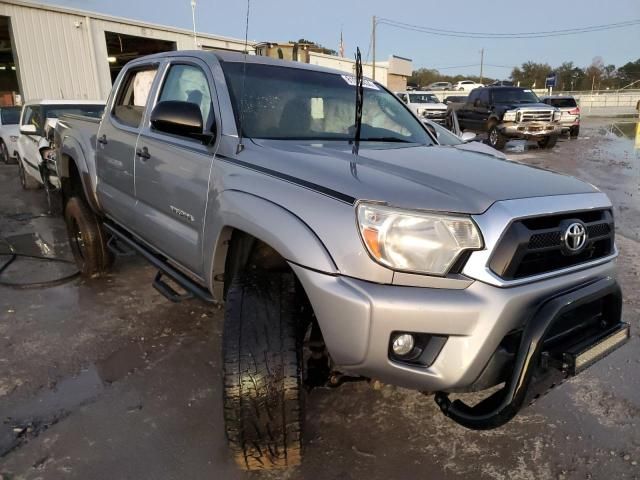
487 125 507 150
538 134 559 149
17 155 40 189
64 196 113 277
1 141 11 164
223 271 304 471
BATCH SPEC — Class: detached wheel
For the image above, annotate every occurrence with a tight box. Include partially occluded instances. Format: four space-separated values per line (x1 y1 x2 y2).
17 154 40 190
569 126 580 138
64 196 113 277
223 271 304 471
487 125 507 150
538 134 559 149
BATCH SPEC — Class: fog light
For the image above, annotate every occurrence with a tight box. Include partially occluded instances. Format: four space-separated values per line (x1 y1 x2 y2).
392 333 415 356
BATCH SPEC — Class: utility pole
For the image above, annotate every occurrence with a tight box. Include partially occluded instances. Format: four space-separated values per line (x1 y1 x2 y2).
372 15 376 80
191 0 198 49
479 48 484 84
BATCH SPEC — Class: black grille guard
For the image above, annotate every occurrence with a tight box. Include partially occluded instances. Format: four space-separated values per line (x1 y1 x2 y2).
434 276 625 430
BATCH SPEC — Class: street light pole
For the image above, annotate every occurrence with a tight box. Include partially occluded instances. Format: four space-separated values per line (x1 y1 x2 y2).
479 48 484 84
191 0 198 49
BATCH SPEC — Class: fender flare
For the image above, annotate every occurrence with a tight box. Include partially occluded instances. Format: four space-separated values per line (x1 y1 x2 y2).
57 136 100 213
204 190 338 296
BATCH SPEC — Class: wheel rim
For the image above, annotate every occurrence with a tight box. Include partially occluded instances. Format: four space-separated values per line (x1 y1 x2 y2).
489 129 498 146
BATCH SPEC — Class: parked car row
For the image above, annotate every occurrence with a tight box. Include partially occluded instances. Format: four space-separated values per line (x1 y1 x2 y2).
0 100 105 190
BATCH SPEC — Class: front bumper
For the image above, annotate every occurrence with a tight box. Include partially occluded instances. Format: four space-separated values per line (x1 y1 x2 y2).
291 259 619 393
500 122 562 138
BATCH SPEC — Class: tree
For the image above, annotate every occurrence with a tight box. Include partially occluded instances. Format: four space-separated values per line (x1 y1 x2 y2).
510 61 552 88
617 58 640 87
294 38 337 56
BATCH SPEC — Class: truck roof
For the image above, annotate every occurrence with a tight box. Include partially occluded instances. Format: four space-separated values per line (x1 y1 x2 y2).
23 99 105 107
129 50 368 79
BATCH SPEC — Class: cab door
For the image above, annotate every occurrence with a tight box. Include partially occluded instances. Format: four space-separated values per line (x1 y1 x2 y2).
133 58 217 275
96 63 160 228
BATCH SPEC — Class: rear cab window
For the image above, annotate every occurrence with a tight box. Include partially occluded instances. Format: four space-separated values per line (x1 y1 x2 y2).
112 66 159 128
548 98 577 108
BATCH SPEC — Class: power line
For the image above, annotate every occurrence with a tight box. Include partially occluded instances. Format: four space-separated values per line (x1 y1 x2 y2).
376 17 640 39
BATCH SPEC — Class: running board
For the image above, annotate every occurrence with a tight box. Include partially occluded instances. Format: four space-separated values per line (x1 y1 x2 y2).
103 222 215 304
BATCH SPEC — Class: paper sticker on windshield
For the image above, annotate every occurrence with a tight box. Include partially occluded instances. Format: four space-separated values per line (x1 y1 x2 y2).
524 89 532 92
341 75 380 90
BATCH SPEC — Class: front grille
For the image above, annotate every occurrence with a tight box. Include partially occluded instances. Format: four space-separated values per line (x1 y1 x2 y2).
489 209 614 280
520 110 553 122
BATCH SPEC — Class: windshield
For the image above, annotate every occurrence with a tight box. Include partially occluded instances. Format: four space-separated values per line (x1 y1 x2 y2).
408 93 439 104
493 89 540 104
43 104 104 120
1 107 20 125
221 62 432 144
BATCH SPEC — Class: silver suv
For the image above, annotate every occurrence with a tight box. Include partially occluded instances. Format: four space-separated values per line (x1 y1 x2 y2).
541 95 581 138
55 51 628 472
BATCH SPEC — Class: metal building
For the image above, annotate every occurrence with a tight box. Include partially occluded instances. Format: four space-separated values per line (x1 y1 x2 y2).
0 0 251 104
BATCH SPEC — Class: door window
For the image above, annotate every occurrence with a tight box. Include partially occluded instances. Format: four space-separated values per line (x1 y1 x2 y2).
157 64 213 133
112 66 158 128
479 89 490 106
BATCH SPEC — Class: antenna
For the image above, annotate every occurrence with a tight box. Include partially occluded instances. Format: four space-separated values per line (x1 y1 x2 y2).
236 0 251 154
352 47 363 155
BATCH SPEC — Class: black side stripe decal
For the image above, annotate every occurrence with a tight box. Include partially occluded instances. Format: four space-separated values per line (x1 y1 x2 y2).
217 155 356 205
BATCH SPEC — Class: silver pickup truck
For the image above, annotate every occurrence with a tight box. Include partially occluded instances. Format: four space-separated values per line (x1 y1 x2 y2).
55 51 628 471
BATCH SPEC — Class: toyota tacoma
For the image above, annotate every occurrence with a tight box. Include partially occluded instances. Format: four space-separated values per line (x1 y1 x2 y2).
55 51 628 471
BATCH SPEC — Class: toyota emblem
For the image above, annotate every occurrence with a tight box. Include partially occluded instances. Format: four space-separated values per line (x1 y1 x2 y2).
563 222 587 253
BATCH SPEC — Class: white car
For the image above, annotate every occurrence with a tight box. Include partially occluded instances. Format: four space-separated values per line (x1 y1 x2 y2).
17 100 104 189
453 80 484 92
0 106 21 164
395 91 447 124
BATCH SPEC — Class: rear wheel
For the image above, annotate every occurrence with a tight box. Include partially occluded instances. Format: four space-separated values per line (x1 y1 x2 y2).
1 141 10 164
487 125 507 150
538 134 559 149
569 126 580 138
16 154 40 189
223 271 304 471
63 196 113 277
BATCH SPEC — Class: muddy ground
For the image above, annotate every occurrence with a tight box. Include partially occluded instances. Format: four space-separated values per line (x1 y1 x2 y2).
0 118 638 480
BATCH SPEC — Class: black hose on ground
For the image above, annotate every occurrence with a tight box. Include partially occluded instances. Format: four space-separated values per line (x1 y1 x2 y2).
0 238 80 289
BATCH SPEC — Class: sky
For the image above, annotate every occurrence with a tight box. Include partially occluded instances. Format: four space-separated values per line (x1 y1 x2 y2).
35 0 640 80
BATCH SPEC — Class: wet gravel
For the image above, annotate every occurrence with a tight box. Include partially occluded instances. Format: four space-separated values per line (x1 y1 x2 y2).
0 117 638 479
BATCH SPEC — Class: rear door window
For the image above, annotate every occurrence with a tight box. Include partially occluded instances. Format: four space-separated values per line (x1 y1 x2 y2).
112 66 159 128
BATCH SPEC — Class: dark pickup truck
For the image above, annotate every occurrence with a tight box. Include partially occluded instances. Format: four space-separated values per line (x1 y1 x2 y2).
455 87 562 150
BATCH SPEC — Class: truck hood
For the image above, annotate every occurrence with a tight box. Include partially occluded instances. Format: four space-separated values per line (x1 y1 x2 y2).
419 103 447 110
498 102 554 110
248 140 597 214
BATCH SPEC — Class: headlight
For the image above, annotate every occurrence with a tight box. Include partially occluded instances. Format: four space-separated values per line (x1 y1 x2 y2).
503 110 517 122
357 203 482 275
9 135 18 142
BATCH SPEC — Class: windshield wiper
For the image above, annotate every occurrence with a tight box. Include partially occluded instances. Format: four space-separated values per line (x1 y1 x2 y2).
352 47 364 155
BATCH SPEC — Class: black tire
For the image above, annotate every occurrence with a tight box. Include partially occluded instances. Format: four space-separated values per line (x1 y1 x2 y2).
538 134 559 149
223 271 304 471
0 140 10 164
16 154 40 189
64 196 113 277
569 126 580 138
487 125 507 150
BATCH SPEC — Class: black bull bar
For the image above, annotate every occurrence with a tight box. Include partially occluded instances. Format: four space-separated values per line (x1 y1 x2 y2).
435 276 629 430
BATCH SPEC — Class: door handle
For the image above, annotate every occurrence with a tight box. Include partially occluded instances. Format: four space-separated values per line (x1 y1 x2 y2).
98 134 108 145
136 147 151 160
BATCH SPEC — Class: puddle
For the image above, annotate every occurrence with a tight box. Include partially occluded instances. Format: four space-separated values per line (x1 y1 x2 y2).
1 232 67 259
0 342 151 457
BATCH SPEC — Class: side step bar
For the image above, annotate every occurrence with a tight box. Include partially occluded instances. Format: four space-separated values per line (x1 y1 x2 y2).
103 222 215 304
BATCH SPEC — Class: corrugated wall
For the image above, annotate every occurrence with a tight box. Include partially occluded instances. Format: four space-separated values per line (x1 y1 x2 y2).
0 2 251 101
0 3 100 100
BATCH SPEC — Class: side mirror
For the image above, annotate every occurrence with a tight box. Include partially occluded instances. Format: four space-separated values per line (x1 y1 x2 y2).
20 124 37 135
150 101 214 144
460 132 477 143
